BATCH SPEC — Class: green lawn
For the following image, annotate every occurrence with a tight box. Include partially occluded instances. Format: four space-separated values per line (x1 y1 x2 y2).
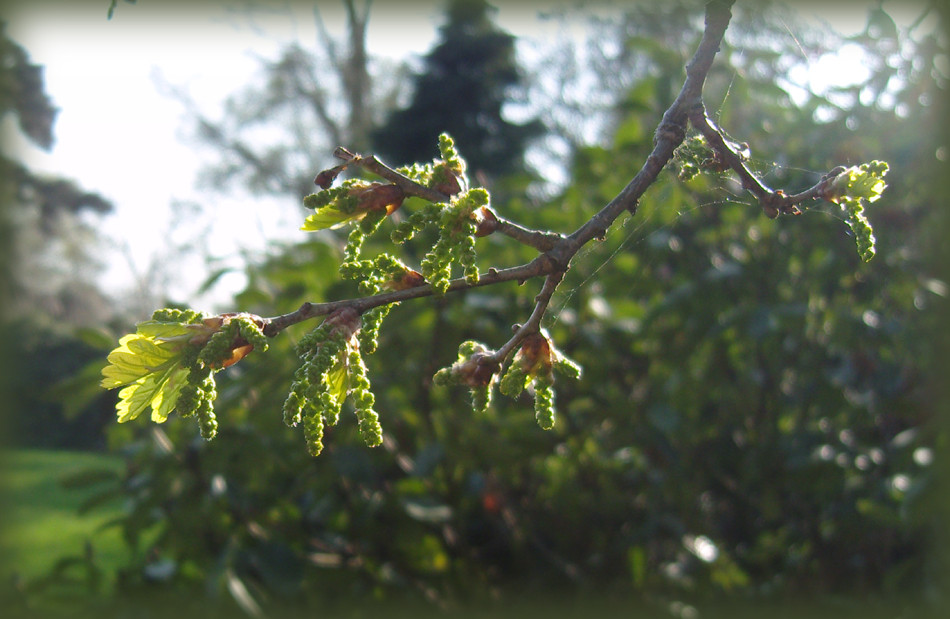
0 449 128 588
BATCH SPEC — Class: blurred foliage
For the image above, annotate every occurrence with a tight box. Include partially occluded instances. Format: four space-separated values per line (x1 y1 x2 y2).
28 2 947 616
1 23 116 449
2 320 115 450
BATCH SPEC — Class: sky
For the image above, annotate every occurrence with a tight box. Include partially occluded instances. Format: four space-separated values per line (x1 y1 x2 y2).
4 0 934 314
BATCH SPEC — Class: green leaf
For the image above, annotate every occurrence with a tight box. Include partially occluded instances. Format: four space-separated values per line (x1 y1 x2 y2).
826 161 888 205
325 351 350 402
301 206 357 231
100 322 195 389
102 319 201 423
150 367 189 423
101 347 177 388
115 378 152 423
115 365 188 423
125 336 169 358
134 320 195 338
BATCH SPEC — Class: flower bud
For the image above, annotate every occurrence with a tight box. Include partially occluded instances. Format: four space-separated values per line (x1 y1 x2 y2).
517 332 555 379
453 350 499 388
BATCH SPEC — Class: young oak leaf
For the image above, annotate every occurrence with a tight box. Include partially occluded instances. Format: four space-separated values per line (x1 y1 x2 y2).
301 205 359 231
100 322 195 389
324 347 351 406
824 161 889 204
103 312 268 428
101 320 202 423
115 364 189 423
821 161 888 262
302 180 404 232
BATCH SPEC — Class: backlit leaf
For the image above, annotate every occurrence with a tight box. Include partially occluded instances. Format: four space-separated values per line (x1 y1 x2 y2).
325 351 350 402
114 364 188 423
134 320 198 340
301 206 359 231
101 323 194 389
103 318 202 422
150 367 189 423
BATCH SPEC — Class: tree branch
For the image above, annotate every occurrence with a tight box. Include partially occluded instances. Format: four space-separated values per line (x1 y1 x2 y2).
262 0 737 344
329 148 564 252
262 259 553 337
474 205 564 252
332 147 451 204
688 105 847 218
545 0 734 270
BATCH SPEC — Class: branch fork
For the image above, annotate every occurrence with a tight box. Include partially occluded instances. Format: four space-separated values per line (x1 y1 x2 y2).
264 0 740 362
266 1 865 365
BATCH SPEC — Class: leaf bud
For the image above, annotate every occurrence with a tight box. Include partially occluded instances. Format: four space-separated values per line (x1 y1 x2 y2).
323 307 362 347
431 161 464 196
473 205 499 237
314 162 349 189
439 341 499 389
386 269 426 291
352 182 405 215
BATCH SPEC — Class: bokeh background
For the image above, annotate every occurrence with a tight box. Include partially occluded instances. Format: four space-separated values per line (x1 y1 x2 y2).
2 0 947 617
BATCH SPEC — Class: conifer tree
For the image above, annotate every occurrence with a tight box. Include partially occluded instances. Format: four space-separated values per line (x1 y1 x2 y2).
372 0 542 178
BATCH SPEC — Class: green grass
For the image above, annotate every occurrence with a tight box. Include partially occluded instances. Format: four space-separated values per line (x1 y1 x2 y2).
0 449 128 586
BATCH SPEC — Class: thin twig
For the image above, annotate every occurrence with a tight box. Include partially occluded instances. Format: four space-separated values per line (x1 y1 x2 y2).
545 0 734 270
334 148 451 204
490 271 565 364
689 106 848 217
476 205 564 252
494 217 563 252
689 106 774 200
338 151 565 251
262 258 552 336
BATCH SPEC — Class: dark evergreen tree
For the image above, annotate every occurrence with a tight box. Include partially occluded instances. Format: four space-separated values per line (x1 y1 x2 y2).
1 24 117 449
0 22 112 226
372 0 542 178
1 22 112 323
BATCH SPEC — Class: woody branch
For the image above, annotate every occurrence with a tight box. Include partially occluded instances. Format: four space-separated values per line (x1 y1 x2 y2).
263 0 738 349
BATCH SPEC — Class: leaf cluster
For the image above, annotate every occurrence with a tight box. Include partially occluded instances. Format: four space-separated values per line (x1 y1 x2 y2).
433 331 582 429
822 160 889 261
285 134 584 453
100 308 268 440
